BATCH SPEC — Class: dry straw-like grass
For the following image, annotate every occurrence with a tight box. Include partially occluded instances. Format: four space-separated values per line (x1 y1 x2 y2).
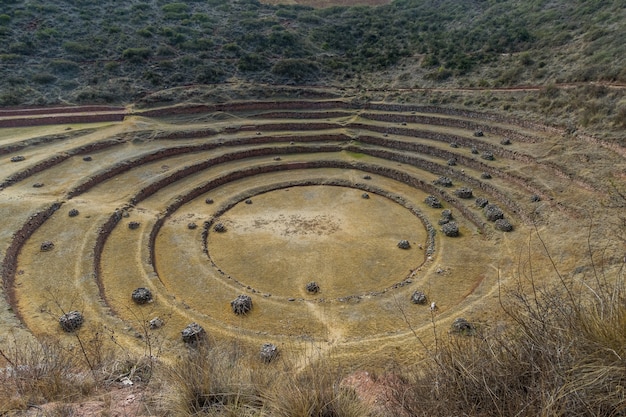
389 230 626 417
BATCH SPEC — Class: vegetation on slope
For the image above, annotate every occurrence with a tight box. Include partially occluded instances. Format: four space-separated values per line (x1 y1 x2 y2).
0 0 624 106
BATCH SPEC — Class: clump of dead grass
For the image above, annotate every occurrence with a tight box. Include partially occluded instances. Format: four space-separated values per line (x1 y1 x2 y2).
390 232 626 417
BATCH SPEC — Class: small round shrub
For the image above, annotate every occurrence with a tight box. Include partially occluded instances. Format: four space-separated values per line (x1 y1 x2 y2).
205 198 214 204
245 199 253 205
213 223 226 233
361 193 370 199
482 151 495 161
10 155 25 162
450 142 459 148
447 158 457 166
480 172 492 179
471 147 479 154
82 156 92 162
500 138 512 145
531 194 541 202
473 130 484 137
32 183 44 188
187 222 197 230
128 221 140 230
68 209 79 217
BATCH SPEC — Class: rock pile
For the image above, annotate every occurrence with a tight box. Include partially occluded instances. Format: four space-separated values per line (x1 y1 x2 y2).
410 291 427 304
181 322 206 344
40 241 54 251
397 240 411 250
424 195 442 208
131 287 153 304
59 311 84 332
306 282 320 294
454 188 473 199
231 295 252 315
260 343 279 363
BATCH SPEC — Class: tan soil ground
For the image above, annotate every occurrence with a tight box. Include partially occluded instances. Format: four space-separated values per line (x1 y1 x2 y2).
0 95 624 413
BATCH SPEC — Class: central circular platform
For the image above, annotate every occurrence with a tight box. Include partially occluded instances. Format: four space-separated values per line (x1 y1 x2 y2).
207 185 428 299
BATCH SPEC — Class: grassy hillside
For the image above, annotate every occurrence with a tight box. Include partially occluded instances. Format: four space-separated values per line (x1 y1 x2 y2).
0 0 624 108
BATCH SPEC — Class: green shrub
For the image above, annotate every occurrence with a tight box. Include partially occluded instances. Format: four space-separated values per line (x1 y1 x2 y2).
237 53 269 72
0 13 10 25
122 47 152 62
63 41 96 57
271 58 319 82
31 72 56 84
49 59 80 73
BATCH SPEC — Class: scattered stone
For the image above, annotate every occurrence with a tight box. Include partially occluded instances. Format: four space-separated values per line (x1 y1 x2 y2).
181 322 206 344
256 131 262 135
454 187 473 199
231 295 253 315
68 209 79 217
484 204 504 221
82 156 92 162
363 175 372 180
245 199 253 204
500 138 512 145
59 311 84 332
213 223 227 233
481 151 495 161
306 281 320 294
475 197 489 208
495 218 514 232
10 155 25 162
40 241 54 252
447 158 457 166
530 194 541 202
289 141 295 145
434 176 453 187
128 221 140 230
480 172 492 179
424 195 442 208
260 343 279 363
149 317 164 329
410 291 427 305
471 147 479 154
451 317 474 334
397 240 411 250
131 287 153 304
205 198 214 204
473 130 484 137
32 183 44 188
361 193 370 199
273 156 281 161
187 222 197 230
441 221 459 237
450 142 459 148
